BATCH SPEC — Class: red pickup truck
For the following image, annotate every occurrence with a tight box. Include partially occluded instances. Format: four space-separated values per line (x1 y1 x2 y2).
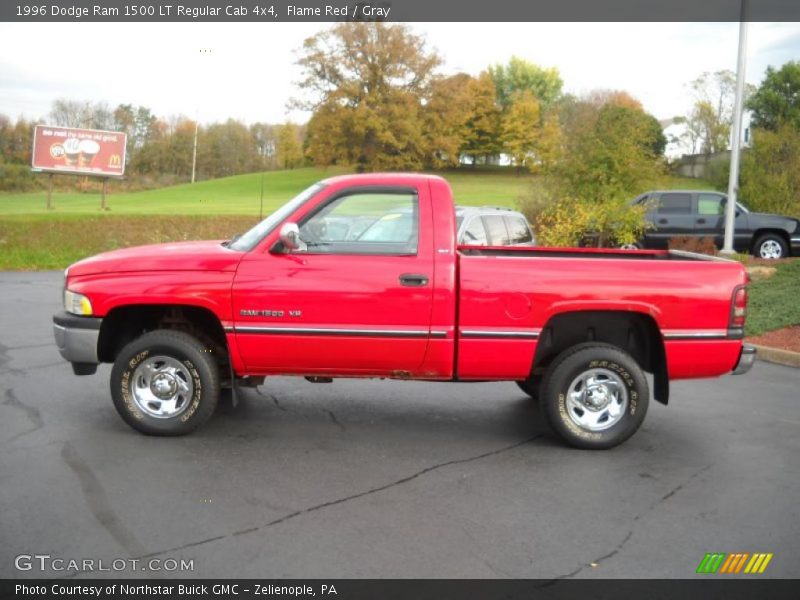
53 173 755 448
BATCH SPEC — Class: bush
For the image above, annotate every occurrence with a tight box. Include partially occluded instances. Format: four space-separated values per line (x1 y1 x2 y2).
0 163 41 192
520 184 649 248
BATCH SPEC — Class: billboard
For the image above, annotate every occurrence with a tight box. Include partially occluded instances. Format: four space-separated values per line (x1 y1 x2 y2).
31 125 127 177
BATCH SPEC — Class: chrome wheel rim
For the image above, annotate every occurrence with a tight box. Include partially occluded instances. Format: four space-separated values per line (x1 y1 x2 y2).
759 240 783 259
565 368 628 432
619 243 639 250
131 355 194 419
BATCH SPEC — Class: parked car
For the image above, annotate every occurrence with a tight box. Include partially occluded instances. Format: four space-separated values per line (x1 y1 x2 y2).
284 205 535 248
627 190 800 259
455 206 536 246
54 174 754 449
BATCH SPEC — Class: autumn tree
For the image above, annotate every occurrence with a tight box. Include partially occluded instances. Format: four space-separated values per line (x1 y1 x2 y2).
296 22 440 171
276 122 304 169
423 73 474 168
460 71 503 165
501 90 541 172
489 57 563 111
522 94 664 247
748 60 800 131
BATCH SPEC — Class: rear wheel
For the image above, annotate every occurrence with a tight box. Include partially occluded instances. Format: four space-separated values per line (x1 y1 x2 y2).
753 234 787 260
540 343 649 449
111 330 219 435
619 242 642 250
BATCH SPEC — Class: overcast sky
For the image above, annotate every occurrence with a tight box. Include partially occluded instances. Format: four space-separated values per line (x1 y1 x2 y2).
1 22 799 126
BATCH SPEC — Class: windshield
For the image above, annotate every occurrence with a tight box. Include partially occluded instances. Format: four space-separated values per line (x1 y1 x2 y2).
228 183 326 251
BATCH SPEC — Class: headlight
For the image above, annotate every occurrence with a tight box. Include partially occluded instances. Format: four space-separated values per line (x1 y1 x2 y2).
64 290 93 316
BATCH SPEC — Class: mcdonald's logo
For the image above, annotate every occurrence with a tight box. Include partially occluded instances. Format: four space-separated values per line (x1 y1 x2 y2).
696 552 773 574
109 154 122 166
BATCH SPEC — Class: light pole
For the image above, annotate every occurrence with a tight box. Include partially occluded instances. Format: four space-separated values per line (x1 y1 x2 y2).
722 4 748 255
191 118 198 184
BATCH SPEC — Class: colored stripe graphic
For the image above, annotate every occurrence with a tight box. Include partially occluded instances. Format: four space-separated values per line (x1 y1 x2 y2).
697 552 773 574
697 553 726 573
744 553 774 574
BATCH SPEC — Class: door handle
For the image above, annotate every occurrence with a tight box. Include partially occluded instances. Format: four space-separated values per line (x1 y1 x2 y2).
399 273 429 287
696 218 706 224
658 219 668 225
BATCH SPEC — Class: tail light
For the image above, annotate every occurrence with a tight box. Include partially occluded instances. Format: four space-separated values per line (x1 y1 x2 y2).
730 285 748 329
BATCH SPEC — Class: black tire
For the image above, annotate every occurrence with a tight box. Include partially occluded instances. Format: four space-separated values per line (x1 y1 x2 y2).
540 342 649 449
516 376 542 400
110 330 219 435
752 233 788 260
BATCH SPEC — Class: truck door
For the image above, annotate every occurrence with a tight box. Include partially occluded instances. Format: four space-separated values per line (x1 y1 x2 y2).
231 185 435 376
649 192 694 248
695 192 751 251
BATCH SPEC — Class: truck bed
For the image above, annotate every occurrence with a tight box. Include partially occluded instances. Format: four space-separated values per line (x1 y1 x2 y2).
458 246 735 262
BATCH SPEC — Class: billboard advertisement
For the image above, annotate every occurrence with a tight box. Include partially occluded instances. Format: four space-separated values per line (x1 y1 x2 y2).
31 125 127 177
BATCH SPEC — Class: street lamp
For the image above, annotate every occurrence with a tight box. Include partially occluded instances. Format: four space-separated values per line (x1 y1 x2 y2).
721 3 748 255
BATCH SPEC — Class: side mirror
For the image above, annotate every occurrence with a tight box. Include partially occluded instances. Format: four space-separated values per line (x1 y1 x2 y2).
278 222 306 252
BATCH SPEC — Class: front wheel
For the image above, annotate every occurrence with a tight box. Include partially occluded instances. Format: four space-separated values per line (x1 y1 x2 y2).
111 330 220 435
540 343 649 449
753 234 787 260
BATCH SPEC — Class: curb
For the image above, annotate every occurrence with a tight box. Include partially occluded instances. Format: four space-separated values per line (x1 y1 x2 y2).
749 344 800 369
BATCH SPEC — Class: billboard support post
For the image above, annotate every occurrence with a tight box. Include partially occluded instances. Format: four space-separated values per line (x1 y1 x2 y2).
46 173 54 210
101 177 108 211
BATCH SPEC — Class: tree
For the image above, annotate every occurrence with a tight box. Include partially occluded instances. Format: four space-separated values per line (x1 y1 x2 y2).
460 71 503 165
501 90 541 172
740 123 800 218
683 70 753 154
49 99 113 130
521 95 664 247
276 122 304 169
489 57 563 111
295 23 440 171
422 73 474 168
748 60 800 131
250 122 277 168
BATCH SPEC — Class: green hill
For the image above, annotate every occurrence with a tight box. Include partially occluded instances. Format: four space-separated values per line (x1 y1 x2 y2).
0 167 536 216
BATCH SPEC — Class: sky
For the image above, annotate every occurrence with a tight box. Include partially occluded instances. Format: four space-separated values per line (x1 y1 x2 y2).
1 22 799 126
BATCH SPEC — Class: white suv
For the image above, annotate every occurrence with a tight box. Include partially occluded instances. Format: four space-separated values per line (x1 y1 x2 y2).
455 206 536 246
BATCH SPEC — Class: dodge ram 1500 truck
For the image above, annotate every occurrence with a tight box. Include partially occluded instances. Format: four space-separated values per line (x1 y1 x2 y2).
53 173 756 448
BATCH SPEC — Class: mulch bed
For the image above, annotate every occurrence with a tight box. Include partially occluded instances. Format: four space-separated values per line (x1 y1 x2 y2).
746 325 800 354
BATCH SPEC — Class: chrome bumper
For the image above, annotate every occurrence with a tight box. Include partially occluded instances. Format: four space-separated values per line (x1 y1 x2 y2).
732 345 756 375
53 311 102 374
790 236 800 257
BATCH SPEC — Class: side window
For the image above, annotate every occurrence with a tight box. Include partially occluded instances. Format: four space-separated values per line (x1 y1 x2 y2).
504 216 532 244
462 217 489 245
657 193 692 215
299 191 418 255
482 215 510 246
697 194 725 216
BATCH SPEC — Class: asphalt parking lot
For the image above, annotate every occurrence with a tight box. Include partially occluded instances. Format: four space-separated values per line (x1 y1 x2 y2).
1 271 798 579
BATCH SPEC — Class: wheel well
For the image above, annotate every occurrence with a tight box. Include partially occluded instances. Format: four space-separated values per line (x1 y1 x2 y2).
752 229 789 249
533 310 669 405
97 305 229 368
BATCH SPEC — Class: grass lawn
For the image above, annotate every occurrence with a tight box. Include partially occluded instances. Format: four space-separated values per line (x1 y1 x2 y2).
745 259 800 337
0 167 715 270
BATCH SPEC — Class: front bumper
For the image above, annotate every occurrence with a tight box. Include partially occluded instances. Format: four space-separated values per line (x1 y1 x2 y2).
53 311 102 375
790 235 800 257
732 345 756 375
